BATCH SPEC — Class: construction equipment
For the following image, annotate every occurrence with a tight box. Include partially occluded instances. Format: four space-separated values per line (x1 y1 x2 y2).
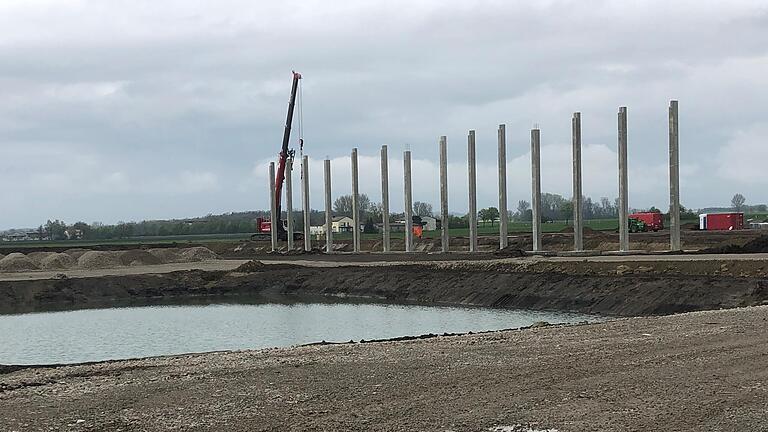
252 71 304 242
629 212 664 232
628 218 647 233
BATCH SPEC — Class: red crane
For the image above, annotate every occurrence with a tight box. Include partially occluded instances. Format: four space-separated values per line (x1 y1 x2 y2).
253 71 304 241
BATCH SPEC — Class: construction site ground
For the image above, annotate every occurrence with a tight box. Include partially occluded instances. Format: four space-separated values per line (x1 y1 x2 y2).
2 306 767 431
1 229 768 430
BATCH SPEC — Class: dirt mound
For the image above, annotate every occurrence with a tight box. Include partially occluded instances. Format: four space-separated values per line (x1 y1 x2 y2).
0 253 4 260
179 247 218 262
64 248 90 260
148 248 182 263
702 235 768 254
494 247 525 257
40 253 75 270
26 252 57 266
77 251 122 269
119 250 163 266
0 253 39 272
233 260 269 273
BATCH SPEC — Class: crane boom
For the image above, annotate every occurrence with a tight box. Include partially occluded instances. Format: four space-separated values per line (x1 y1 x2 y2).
274 71 302 219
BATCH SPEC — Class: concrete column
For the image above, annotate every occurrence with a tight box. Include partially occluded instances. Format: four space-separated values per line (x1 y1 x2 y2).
618 107 629 252
439 136 449 253
467 130 477 253
301 155 311 251
669 100 681 251
351 148 361 253
285 158 294 251
403 150 413 252
572 112 584 251
380 145 390 252
268 162 277 252
498 124 508 249
531 128 542 252
324 158 333 253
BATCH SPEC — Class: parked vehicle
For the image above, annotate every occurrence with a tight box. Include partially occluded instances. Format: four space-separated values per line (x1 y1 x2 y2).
628 218 647 233
628 212 664 232
699 213 744 231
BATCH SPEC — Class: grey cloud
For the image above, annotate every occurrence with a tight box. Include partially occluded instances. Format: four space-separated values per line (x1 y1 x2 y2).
1 0 768 228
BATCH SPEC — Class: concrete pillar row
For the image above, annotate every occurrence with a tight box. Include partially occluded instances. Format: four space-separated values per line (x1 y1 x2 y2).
380 145 390 252
531 129 542 252
286 159 294 251
572 113 584 252
669 100 681 251
618 107 629 252
301 156 311 252
498 124 508 249
351 148 360 253
269 162 277 252
324 159 333 254
467 131 478 253
439 136 449 253
404 150 413 252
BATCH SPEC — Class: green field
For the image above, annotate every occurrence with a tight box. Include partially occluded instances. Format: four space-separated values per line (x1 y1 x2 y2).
0 233 253 250
0 215 742 249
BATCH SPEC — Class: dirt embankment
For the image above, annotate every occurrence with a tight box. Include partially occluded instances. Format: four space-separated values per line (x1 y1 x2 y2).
218 231 768 256
2 306 768 431
2 260 767 316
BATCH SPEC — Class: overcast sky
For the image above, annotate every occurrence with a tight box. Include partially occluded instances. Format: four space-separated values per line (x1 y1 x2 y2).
1 0 767 229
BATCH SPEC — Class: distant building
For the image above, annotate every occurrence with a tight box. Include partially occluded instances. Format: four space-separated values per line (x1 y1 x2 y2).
333 216 354 233
419 216 437 231
309 216 355 235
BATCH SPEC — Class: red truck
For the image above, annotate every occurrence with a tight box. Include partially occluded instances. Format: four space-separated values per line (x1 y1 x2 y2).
699 213 744 231
629 212 664 232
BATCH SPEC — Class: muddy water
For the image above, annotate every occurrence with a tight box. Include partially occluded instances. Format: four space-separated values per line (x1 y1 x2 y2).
0 298 598 365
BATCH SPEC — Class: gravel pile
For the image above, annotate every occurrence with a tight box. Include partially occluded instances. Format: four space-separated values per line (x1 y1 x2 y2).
77 251 123 269
119 250 163 266
64 249 90 260
26 252 56 267
179 247 218 262
148 248 183 263
0 246 219 273
40 253 76 270
0 253 39 272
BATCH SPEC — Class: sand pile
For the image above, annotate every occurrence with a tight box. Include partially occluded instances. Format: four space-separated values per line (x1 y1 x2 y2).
148 248 183 263
40 253 76 270
0 246 219 273
26 252 57 267
64 248 90 260
77 251 122 269
179 246 218 262
0 253 39 272
0 253 5 260
119 250 163 266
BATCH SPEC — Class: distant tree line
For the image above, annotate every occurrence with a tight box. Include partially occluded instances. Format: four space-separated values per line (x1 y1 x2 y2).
24 192 765 241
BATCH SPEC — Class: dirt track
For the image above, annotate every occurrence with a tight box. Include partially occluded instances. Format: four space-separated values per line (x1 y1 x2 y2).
2 306 768 431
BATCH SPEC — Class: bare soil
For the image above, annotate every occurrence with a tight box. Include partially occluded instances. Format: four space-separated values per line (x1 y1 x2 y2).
2 257 767 316
2 306 768 431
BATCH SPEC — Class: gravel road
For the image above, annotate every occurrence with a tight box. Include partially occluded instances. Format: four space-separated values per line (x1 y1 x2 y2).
2 306 767 431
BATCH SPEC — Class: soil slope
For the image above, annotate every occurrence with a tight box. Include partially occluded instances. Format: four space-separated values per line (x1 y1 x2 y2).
2 261 767 316
2 306 767 431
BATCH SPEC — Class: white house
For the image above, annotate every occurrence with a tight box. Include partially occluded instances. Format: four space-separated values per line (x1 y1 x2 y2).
420 216 437 231
309 216 355 235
